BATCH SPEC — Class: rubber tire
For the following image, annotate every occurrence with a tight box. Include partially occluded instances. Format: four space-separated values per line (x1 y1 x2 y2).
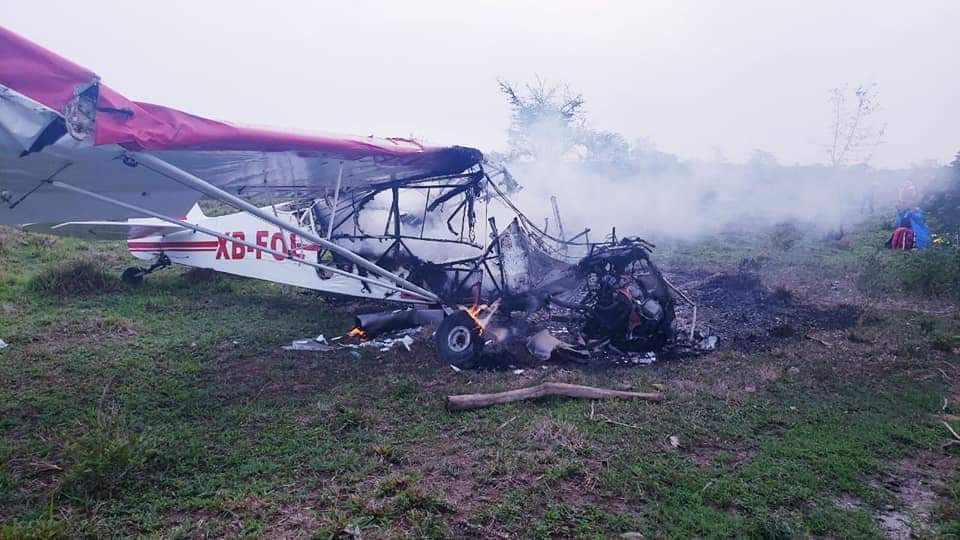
434 311 483 368
121 267 145 285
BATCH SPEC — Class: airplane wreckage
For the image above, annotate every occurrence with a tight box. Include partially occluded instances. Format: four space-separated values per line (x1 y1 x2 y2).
0 25 709 368
335 181 702 368
294 174 704 368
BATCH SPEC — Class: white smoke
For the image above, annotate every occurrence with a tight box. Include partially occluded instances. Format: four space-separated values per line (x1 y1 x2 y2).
490 136 944 244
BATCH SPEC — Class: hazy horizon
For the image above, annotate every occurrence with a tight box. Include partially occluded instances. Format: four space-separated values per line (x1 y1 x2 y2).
3 1 957 168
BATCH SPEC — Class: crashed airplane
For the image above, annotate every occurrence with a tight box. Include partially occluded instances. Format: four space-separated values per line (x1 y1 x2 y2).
0 25 698 368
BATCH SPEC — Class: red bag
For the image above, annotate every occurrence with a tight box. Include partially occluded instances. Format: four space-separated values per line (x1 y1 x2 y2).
887 227 915 250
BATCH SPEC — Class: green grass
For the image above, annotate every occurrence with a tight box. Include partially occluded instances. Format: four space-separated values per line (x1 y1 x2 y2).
0 225 958 538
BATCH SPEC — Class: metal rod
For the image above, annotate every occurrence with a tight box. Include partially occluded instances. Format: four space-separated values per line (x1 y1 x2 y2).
129 152 441 303
46 181 433 302
550 195 565 244
420 187 430 238
326 162 343 240
568 228 591 243
391 187 401 239
333 233 481 247
661 275 698 341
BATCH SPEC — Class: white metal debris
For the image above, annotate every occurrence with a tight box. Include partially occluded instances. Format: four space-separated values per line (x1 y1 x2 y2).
284 329 419 354
698 335 718 351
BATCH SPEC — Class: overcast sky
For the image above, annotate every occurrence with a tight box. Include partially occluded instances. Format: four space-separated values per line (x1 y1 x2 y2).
3 1 957 168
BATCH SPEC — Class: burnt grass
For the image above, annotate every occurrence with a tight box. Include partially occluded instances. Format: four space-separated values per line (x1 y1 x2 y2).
675 269 863 353
0 224 959 539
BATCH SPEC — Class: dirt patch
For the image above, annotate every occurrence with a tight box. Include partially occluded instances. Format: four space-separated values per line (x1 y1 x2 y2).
687 444 757 469
869 453 958 539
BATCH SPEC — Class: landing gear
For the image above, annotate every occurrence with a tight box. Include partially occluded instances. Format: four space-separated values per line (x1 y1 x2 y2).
434 311 483 368
121 254 171 284
121 266 145 284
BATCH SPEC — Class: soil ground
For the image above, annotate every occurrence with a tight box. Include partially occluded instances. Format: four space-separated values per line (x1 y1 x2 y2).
0 223 958 538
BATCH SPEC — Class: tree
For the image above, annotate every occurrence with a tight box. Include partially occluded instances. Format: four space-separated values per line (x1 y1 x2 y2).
578 129 630 163
826 84 886 167
498 77 586 161
748 149 779 169
629 137 680 173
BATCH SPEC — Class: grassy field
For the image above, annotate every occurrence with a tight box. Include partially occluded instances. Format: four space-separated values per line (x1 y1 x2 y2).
0 224 958 539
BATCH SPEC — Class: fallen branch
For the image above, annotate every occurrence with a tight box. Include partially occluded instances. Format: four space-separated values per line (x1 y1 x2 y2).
805 335 831 348
446 382 663 411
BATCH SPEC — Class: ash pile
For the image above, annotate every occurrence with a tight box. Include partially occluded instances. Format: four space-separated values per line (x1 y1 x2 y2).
666 259 861 354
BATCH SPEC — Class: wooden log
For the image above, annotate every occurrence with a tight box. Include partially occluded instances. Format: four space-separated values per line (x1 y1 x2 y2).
446 382 664 411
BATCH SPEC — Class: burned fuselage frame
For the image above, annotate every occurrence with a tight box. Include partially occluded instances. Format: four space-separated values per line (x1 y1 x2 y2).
281 165 690 365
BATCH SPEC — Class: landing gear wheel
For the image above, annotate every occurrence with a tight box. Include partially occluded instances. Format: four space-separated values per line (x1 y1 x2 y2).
121 267 145 285
435 311 483 368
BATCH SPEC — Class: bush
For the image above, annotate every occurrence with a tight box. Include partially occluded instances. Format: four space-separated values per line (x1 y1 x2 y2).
0 518 65 540
770 222 804 252
859 248 960 299
28 261 119 296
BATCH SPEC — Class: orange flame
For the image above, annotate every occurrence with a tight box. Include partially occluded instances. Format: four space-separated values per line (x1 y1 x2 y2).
465 304 485 335
347 327 366 338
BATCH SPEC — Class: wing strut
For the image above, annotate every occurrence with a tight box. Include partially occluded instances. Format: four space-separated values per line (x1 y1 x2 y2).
47 180 436 303
326 162 343 240
127 152 442 304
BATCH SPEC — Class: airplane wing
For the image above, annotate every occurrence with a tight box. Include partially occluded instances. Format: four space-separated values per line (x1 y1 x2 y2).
20 221 186 240
0 26 483 225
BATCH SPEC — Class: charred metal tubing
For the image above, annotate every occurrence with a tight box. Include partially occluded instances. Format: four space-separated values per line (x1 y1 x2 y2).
233 170 482 195
354 309 444 337
325 175 484 241
660 275 698 341
336 234 482 248
445 198 468 236
568 228 591 242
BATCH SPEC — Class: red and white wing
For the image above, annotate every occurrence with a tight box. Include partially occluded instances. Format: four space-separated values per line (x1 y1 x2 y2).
0 26 482 225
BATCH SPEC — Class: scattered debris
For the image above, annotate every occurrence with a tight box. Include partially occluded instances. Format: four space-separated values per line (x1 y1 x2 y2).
668 435 681 448
524 329 590 362
449 364 462 373
697 335 718 351
282 334 334 352
286 327 421 354
283 339 334 352
0 338 8 350
446 382 663 411
630 351 657 364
